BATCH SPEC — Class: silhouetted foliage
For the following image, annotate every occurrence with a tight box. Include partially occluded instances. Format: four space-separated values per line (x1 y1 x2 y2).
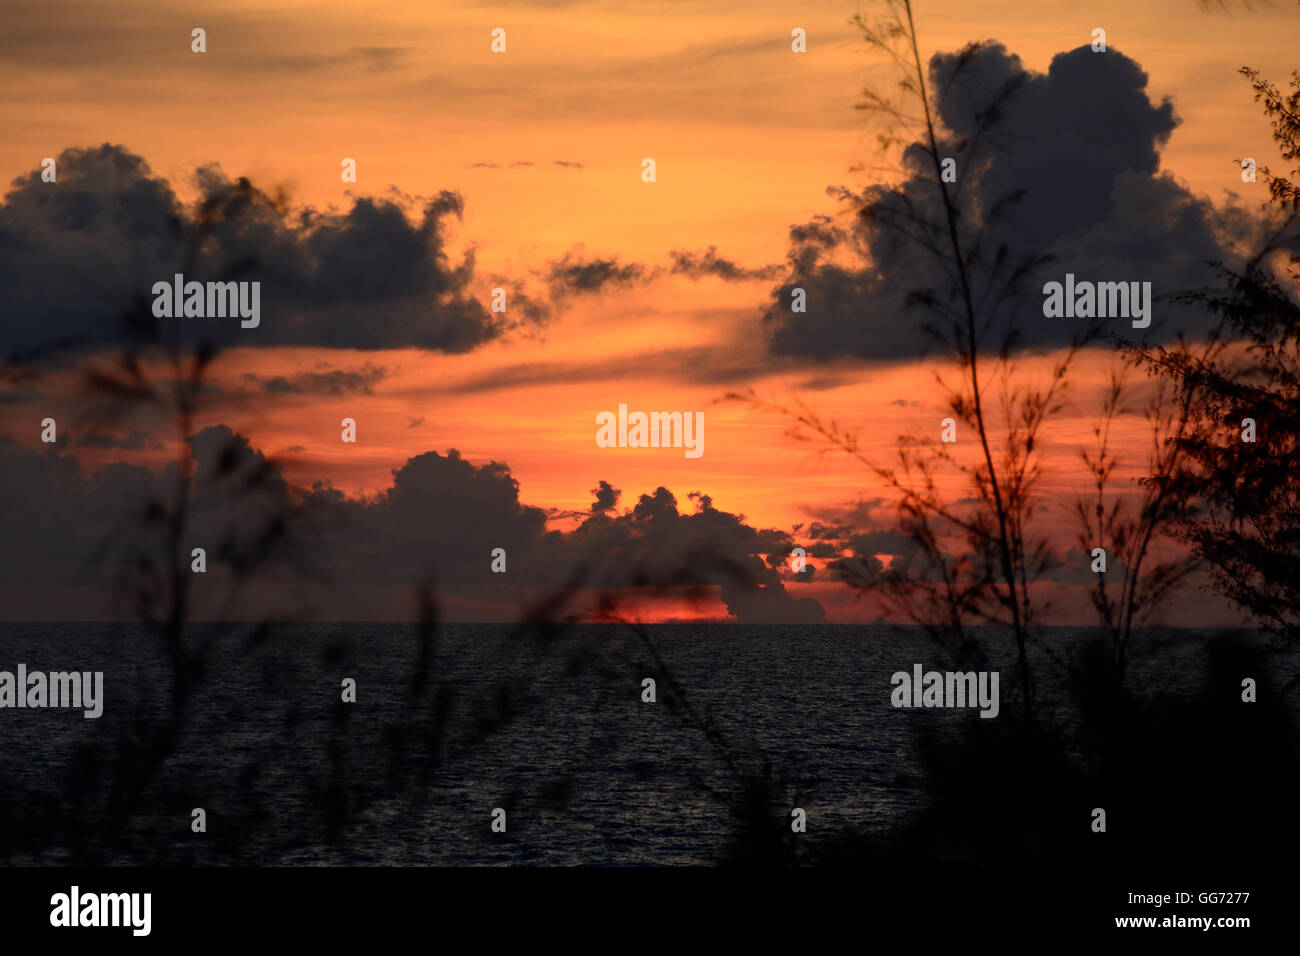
1129 68 1300 644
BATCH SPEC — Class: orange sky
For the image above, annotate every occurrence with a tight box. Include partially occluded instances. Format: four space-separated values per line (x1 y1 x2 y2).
2 0 1296 624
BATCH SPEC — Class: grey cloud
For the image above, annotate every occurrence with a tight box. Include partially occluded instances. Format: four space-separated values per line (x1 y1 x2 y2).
545 250 653 296
71 427 160 450
247 363 389 396
438 344 781 395
0 145 536 360
591 480 620 513
544 245 784 299
0 428 826 625
763 44 1250 362
669 246 782 281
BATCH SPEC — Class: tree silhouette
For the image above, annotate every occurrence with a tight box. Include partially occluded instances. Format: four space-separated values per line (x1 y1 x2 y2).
1127 67 1300 646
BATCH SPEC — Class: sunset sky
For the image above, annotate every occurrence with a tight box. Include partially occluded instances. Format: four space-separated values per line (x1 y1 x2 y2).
2 0 1298 623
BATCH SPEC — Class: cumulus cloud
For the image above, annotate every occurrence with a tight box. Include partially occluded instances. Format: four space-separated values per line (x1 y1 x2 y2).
590 479 620 513
0 144 540 360
553 486 825 623
763 43 1253 362
0 427 826 624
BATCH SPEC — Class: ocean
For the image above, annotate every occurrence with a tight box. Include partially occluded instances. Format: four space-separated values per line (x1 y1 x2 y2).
0 621 1289 865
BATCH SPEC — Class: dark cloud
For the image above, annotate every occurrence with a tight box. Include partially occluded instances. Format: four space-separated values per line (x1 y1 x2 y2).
801 521 851 541
485 274 552 327
794 499 953 587
439 344 778 394
763 44 1251 361
555 485 825 623
828 523 956 587
0 144 539 360
669 245 781 281
71 427 159 450
545 246 779 298
1039 545 1131 587
0 438 130 608
0 427 293 615
591 480 620 513
408 416 426 428
805 542 841 559
798 496 1138 599
846 528 918 558
552 161 586 169
800 497 886 532
0 427 826 624
545 249 652 297
245 363 389 396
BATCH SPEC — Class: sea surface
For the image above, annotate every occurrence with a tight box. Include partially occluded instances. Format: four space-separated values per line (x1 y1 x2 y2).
0 622 1289 865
